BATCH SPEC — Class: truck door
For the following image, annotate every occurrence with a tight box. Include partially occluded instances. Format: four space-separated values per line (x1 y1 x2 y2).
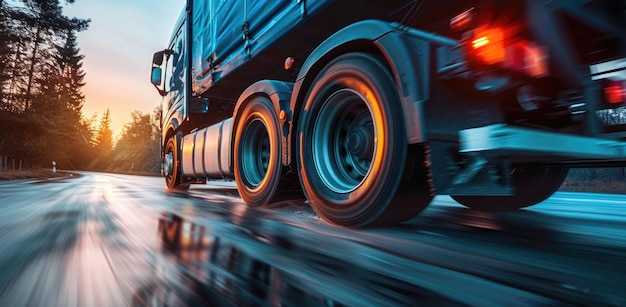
162 19 187 126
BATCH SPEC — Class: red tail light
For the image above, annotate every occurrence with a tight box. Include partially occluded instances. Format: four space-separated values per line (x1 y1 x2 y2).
471 26 505 65
452 7 549 78
466 26 548 77
604 81 625 104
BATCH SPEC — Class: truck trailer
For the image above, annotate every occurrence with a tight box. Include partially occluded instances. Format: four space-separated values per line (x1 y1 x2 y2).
151 0 626 227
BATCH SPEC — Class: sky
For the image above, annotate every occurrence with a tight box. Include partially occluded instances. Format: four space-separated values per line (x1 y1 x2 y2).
63 0 185 139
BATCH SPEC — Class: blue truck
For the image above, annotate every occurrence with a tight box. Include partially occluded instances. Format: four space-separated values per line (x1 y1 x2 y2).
151 0 626 227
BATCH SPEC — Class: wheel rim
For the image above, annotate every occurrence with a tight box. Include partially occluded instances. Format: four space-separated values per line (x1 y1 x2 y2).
164 147 174 180
312 89 375 194
241 118 271 188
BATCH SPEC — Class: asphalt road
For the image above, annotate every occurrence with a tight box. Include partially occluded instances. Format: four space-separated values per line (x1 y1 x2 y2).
0 172 624 306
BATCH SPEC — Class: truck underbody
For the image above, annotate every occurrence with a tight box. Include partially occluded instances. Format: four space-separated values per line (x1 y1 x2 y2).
152 0 626 227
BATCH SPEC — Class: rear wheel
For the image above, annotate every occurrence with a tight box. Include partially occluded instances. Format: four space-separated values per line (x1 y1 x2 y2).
451 165 568 210
297 52 432 228
163 134 189 190
234 95 299 206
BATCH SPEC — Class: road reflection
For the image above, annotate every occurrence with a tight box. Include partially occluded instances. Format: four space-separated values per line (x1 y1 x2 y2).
139 210 459 307
134 212 334 306
2 174 623 306
422 206 564 243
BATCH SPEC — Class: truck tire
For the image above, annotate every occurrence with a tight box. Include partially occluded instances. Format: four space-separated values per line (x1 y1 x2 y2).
297 52 431 228
234 95 294 206
164 135 189 190
451 165 568 210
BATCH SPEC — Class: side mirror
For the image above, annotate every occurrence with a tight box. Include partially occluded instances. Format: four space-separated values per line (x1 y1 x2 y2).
151 67 165 96
151 49 172 97
153 52 164 66
153 49 174 65
151 67 162 86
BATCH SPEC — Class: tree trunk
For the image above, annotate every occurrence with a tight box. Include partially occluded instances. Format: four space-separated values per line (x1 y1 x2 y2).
24 24 41 111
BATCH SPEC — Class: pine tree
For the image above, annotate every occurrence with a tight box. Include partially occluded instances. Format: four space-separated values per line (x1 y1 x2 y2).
11 0 89 110
90 109 113 170
95 109 113 153
0 0 91 168
0 1 10 106
50 28 92 168
55 29 85 112
0 1 20 109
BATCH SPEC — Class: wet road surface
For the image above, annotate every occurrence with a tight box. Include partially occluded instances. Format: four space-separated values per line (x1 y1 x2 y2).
0 172 625 306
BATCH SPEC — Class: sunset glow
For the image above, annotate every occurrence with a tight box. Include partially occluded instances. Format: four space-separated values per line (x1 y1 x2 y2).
64 0 184 139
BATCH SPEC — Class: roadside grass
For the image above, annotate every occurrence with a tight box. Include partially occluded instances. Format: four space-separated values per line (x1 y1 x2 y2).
559 180 626 194
0 169 159 181
0 169 68 180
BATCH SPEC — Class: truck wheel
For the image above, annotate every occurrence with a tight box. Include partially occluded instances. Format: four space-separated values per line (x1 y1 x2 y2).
164 135 189 190
451 165 568 210
297 52 431 228
234 95 290 206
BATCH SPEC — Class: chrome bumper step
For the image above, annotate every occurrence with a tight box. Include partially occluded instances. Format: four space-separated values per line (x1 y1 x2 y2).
460 124 626 160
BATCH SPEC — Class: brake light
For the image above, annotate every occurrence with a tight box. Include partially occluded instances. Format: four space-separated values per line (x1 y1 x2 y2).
605 81 625 104
471 27 505 65
465 25 548 77
452 8 549 78
472 36 489 49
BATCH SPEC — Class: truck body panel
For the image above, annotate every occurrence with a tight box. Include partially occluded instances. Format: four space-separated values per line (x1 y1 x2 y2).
191 0 305 97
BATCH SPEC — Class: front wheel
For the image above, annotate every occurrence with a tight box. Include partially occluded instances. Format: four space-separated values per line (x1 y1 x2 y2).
451 165 568 210
297 52 432 228
163 135 189 190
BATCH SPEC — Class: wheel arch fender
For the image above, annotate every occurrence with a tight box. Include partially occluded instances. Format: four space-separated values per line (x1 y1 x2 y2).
290 19 458 147
233 80 294 166
162 117 181 149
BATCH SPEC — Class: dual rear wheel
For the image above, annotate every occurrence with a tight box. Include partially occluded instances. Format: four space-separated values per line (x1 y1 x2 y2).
232 52 565 227
296 53 432 227
233 53 432 227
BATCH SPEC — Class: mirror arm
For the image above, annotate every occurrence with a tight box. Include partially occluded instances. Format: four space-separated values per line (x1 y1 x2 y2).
153 84 165 97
